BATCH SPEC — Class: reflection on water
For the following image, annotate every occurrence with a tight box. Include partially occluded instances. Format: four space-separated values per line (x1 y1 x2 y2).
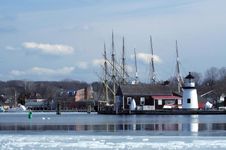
182 115 199 135
1 123 226 132
1 113 226 136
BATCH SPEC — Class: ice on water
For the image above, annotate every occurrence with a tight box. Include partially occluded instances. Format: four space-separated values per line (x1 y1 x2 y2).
1 135 226 150
1 113 226 149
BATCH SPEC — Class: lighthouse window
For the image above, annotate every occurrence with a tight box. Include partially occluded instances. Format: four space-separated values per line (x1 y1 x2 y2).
187 98 191 103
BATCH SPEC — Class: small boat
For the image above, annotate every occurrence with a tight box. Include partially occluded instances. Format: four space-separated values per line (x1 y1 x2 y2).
8 104 27 112
0 106 5 112
87 105 92 114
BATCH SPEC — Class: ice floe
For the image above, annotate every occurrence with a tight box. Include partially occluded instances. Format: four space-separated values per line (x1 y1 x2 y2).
1 135 226 150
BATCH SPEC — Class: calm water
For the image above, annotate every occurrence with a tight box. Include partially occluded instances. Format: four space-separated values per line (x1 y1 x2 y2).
1 112 226 136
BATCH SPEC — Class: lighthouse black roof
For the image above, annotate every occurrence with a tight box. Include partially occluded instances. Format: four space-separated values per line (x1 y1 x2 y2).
185 72 194 79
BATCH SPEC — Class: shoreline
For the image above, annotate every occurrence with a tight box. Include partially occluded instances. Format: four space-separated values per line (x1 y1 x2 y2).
98 109 226 115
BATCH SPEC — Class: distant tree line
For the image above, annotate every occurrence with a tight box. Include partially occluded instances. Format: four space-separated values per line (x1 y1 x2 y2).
0 80 88 106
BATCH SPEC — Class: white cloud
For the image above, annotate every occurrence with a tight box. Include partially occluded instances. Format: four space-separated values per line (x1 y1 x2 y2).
77 61 88 69
10 70 26 76
31 67 74 75
131 53 161 64
5 46 17 51
92 59 105 66
82 25 91 31
22 42 74 55
10 66 75 76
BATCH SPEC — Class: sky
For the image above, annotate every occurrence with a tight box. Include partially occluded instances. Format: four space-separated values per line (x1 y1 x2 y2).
0 0 226 83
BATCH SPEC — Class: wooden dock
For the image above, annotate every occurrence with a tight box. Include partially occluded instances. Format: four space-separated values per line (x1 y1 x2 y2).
98 109 226 115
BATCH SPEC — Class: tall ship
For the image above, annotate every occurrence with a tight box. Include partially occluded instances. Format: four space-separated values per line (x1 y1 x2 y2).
97 32 226 115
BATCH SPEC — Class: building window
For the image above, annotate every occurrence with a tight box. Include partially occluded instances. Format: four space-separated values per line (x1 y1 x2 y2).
178 99 182 105
187 98 191 103
140 97 145 105
165 100 174 105
158 99 162 105
127 97 132 105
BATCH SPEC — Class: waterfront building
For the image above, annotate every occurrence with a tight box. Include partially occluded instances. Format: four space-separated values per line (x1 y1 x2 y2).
116 84 182 111
75 86 94 102
74 86 96 111
182 72 199 109
25 99 49 110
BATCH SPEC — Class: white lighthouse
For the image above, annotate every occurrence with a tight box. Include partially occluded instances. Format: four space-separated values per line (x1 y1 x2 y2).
182 72 199 109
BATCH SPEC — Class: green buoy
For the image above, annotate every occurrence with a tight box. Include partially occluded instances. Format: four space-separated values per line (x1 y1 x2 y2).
28 110 32 119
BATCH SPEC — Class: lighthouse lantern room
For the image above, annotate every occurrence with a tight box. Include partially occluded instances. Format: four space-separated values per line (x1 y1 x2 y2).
182 72 199 109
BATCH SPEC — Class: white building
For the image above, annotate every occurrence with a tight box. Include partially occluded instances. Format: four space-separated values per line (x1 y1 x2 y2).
182 72 199 109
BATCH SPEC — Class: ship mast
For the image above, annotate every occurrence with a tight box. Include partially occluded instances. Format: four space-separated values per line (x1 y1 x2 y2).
111 31 116 105
150 35 156 84
176 40 183 92
103 43 109 103
122 36 126 84
134 48 138 84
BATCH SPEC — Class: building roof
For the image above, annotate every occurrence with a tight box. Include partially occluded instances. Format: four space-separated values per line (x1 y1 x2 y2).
117 84 172 96
152 95 181 100
185 72 194 79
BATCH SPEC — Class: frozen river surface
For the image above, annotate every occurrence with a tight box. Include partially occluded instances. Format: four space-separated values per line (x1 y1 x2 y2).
1 112 226 149
1 135 226 150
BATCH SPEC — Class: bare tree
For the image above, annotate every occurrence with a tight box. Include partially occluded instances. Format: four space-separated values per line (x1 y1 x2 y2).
218 67 226 80
191 72 203 86
203 67 219 88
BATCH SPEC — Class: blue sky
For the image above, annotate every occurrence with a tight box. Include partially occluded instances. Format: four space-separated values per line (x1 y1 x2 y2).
0 0 226 82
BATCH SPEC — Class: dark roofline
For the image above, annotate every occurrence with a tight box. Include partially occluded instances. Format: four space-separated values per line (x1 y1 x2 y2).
117 84 172 96
185 72 194 79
